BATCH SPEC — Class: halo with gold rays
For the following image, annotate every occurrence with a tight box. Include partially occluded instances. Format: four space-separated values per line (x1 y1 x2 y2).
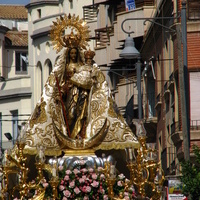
50 14 90 53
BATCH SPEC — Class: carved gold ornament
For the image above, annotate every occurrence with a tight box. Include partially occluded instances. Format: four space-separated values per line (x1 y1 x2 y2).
50 13 90 53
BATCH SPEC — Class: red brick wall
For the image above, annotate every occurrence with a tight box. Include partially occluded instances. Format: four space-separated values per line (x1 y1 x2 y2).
187 32 200 70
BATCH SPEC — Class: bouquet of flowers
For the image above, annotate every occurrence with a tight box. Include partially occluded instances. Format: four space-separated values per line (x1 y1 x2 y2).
57 160 109 200
113 173 137 200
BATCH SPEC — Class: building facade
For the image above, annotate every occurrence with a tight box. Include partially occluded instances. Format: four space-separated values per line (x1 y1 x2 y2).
0 5 29 149
85 0 200 194
140 0 200 177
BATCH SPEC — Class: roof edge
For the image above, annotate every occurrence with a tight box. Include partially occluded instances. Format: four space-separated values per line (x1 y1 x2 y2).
26 1 59 9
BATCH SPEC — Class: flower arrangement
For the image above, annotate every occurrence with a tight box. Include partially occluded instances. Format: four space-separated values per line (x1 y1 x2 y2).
56 160 137 200
12 160 137 199
113 173 137 200
57 160 109 200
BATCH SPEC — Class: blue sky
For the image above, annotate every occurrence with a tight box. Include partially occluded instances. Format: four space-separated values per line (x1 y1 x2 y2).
0 0 30 5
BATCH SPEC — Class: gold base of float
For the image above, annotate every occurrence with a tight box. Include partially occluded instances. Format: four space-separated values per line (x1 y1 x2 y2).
63 149 96 156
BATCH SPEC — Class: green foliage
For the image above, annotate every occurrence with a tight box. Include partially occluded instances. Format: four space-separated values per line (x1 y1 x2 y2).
181 145 200 200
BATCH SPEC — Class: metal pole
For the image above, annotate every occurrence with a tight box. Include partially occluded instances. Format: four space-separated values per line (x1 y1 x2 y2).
137 57 142 120
181 0 190 161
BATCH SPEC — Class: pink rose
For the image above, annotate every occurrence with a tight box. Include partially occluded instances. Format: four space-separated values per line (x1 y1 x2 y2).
42 182 49 188
86 186 91 193
117 180 123 187
74 187 81 194
92 173 97 180
79 177 85 183
100 188 105 194
82 175 87 180
65 170 72 175
83 196 89 200
124 192 129 196
73 168 80 174
81 168 88 173
100 174 105 180
82 185 87 192
64 175 69 181
63 190 71 197
124 196 130 200
59 185 65 191
103 195 108 200
91 180 99 188
88 168 94 173
69 181 75 188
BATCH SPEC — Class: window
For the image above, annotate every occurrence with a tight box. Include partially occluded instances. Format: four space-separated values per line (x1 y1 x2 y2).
37 9 41 19
15 52 28 73
188 0 200 19
69 0 73 9
11 110 18 143
166 98 169 113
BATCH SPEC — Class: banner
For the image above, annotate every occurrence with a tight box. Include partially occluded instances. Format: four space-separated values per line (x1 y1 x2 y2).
168 179 185 200
125 0 136 11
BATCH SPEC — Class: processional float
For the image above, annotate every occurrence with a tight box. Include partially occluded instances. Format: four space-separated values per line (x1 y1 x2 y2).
0 14 164 200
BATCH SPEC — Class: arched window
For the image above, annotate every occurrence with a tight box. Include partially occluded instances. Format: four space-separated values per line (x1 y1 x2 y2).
44 59 52 83
36 61 43 99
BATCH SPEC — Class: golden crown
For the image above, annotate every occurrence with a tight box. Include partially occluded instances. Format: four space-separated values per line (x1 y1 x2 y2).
84 49 95 59
50 14 90 53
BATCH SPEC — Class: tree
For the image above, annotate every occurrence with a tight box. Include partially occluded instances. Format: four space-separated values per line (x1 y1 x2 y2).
181 145 200 200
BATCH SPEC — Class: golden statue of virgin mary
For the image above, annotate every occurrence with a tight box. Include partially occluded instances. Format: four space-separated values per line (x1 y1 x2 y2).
21 14 139 156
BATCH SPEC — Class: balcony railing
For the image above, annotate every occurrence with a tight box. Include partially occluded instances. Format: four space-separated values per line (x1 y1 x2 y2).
168 73 174 91
164 82 170 99
171 121 180 135
83 4 98 22
190 120 200 130
167 146 177 175
171 120 200 134
94 26 114 47
155 93 162 110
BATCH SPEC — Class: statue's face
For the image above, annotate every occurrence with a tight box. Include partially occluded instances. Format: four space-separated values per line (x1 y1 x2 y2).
70 48 77 62
86 58 92 66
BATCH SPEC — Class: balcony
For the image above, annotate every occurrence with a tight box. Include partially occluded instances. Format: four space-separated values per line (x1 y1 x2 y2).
171 120 200 160
171 122 182 145
83 4 98 22
167 146 176 175
94 26 114 47
168 73 174 91
155 93 162 110
164 82 170 100
190 120 200 130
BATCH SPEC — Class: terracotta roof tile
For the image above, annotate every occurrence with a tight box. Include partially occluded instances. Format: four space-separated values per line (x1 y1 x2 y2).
0 5 28 20
5 31 28 47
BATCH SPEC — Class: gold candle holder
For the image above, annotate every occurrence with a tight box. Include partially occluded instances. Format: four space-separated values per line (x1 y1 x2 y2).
125 121 165 199
107 177 116 199
1 141 48 200
49 177 59 199
35 162 45 181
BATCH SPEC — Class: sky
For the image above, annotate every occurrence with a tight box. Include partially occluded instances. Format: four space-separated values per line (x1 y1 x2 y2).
0 0 30 5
